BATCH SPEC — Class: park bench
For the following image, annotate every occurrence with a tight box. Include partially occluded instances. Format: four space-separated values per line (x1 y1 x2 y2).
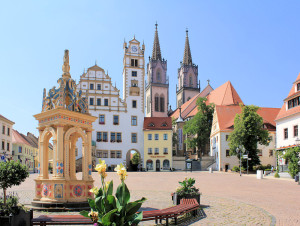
31 198 199 226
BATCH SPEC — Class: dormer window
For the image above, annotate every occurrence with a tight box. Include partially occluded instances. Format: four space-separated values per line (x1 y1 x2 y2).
148 123 155 127
297 83 300 91
161 123 167 127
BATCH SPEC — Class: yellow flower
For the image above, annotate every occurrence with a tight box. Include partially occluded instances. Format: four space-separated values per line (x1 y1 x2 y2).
88 210 99 222
104 181 111 191
95 159 107 178
115 163 128 181
89 187 98 194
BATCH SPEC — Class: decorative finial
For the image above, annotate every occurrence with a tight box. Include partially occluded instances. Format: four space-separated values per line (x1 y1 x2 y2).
95 60 97 66
155 22 158 30
186 28 188 36
134 34 135 39
207 79 210 85
62 49 71 79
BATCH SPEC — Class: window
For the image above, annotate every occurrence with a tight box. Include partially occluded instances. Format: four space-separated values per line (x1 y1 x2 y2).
163 148 168 154
269 150 273 157
7 128 10 136
96 150 102 158
113 115 119 125
132 100 137 108
99 115 105 124
90 83 94 90
297 83 300 91
132 71 137 77
18 146 22 153
117 133 122 142
226 135 229 141
160 96 165 112
258 149 262 156
294 125 298 137
131 116 137 126
1 141 4 150
147 160 153 170
157 71 161 81
111 132 116 142
102 150 108 158
148 148 152 154
226 150 230 157
111 151 116 158
131 80 138 87
189 75 193 86
116 151 122 158
163 160 170 170
6 143 9 151
288 96 300 109
155 95 159 112
155 134 159 140
90 98 94 105
284 128 288 139
148 134 152 140
131 59 138 67
163 134 168 140
2 126 5 134
104 99 108 106
97 98 101 106
131 133 137 143
97 84 101 90
155 148 159 154
103 132 108 142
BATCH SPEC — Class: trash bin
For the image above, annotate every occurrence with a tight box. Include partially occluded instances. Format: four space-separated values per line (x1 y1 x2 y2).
209 168 213 173
257 170 263 179
295 175 299 182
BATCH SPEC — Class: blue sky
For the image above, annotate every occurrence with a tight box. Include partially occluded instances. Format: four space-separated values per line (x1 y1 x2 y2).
1 1 300 136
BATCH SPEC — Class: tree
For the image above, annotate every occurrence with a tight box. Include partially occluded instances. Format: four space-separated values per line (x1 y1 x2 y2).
131 152 141 165
183 97 214 157
228 105 271 171
0 160 29 205
283 147 300 178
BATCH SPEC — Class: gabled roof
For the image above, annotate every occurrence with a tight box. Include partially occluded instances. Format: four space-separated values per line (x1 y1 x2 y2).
143 117 172 130
88 64 105 72
215 105 280 132
0 114 14 125
12 130 31 146
276 73 300 121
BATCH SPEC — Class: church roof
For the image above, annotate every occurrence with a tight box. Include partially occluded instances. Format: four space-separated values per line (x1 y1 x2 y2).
275 73 300 121
215 105 280 132
152 23 162 61
143 117 172 130
182 29 193 65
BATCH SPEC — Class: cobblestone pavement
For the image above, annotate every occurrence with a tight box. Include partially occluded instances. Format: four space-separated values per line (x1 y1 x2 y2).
6 171 300 225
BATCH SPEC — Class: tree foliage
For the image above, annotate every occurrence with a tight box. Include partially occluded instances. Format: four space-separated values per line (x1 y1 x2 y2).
283 147 300 178
183 97 214 156
131 152 141 165
228 105 271 170
0 161 29 205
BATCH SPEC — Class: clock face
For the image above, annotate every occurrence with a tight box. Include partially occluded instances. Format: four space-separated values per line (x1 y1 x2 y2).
131 46 137 52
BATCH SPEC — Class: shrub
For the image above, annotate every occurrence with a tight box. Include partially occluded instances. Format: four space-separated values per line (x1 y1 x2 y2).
176 178 200 196
232 166 240 172
274 172 280 178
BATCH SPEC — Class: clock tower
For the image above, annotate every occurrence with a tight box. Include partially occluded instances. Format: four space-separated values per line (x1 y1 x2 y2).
146 23 169 117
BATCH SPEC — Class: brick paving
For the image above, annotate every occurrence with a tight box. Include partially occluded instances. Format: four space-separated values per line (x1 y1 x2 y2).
5 171 300 225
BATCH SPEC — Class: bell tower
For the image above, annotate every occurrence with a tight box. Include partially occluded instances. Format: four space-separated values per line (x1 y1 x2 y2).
176 29 200 108
146 23 169 117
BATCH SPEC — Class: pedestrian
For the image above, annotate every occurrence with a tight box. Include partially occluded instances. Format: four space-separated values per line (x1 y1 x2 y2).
271 166 274 173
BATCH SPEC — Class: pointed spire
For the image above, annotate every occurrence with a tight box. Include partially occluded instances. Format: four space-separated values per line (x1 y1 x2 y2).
151 22 162 61
182 29 192 65
62 49 71 79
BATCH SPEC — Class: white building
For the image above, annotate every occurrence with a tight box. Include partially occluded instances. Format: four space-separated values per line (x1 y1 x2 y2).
210 105 280 171
77 37 145 170
0 114 14 159
275 73 300 170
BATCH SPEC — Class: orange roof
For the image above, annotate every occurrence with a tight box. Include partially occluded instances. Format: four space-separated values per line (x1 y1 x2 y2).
276 73 300 121
215 105 280 131
12 129 31 145
143 117 172 130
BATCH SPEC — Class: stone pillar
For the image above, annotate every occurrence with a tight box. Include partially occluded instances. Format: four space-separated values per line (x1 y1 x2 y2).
42 141 49 179
56 125 64 179
86 130 93 180
64 140 70 180
70 135 77 180
82 139 89 181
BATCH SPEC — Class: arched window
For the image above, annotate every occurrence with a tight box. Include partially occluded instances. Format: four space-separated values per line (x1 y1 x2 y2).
187 97 191 101
157 71 161 82
160 94 165 112
163 160 170 170
146 159 153 170
155 94 159 112
189 75 193 86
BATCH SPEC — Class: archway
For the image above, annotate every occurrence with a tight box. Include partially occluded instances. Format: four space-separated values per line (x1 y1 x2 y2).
163 160 170 170
156 159 160 171
126 149 141 171
146 159 153 171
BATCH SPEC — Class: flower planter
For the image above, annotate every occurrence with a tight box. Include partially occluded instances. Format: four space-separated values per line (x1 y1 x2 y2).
0 209 32 226
172 193 201 205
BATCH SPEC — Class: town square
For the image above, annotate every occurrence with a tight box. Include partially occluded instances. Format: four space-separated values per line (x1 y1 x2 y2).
0 1 300 225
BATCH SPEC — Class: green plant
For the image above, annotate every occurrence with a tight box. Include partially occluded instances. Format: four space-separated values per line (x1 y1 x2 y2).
176 178 200 196
283 147 300 178
80 160 146 225
232 166 240 172
274 172 280 178
0 161 29 205
0 192 27 216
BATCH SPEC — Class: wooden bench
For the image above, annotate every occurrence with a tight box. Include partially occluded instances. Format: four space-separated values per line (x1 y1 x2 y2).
32 198 200 226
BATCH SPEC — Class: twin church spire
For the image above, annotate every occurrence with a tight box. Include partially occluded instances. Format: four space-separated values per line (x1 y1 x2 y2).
151 23 162 61
182 29 193 66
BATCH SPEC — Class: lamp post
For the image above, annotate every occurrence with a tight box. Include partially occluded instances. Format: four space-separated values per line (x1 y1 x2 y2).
295 137 300 185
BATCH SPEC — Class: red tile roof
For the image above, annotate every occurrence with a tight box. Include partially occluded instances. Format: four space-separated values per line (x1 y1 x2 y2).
12 129 31 145
214 105 280 131
275 73 300 121
143 117 172 130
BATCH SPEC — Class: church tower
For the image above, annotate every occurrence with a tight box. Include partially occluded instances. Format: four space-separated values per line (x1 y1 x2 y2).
146 23 169 117
176 29 200 108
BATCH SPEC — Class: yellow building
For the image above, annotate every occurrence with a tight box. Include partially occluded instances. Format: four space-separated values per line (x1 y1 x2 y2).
143 117 172 171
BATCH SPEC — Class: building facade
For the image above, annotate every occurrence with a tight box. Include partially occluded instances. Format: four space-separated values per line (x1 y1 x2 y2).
0 114 14 160
210 105 280 171
275 73 300 170
77 37 145 170
176 30 200 108
143 117 172 171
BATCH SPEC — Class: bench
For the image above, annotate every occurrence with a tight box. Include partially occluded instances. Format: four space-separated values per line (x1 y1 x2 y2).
32 198 200 226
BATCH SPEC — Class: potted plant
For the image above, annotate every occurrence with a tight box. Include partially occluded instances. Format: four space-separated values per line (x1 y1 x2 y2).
0 161 30 226
80 159 146 225
172 178 201 205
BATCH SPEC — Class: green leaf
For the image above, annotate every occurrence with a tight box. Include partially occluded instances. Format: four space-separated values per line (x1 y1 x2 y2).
125 201 143 216
88 198 96 210
131 212 143 225
107 180 113 196
79 210 90 218
102 209 117 225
